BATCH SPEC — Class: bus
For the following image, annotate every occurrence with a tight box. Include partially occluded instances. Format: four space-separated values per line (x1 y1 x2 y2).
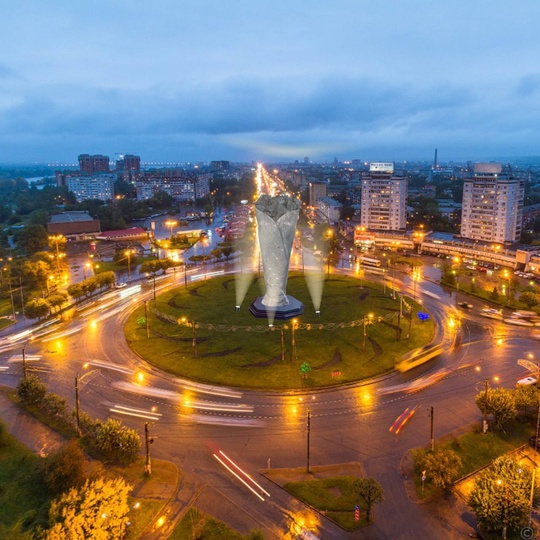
396 345 443 372
359 256 381 268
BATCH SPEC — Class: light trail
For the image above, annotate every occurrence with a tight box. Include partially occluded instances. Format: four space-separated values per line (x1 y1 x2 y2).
213 452 268 501
109 405 162 421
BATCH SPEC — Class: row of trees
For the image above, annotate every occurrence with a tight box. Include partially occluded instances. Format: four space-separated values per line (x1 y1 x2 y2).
66 271 116 302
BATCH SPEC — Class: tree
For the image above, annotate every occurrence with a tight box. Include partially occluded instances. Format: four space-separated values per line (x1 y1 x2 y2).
353 478 384 523
24 297 51 319
17 374 47 404
476 388 517 428
95 418 141 465
416 448 462 488
469 457 534 537
519 291 540 309
67 283 85 301
513 384 539 412
45 477 132 540
42 440 87 495
210 248 223 262
14 224 49 254
48 292 68 312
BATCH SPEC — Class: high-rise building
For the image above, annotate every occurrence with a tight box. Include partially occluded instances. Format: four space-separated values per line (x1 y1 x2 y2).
360 162 407 230
309 182 327 207
78 154 110 174
116 154 141 172
461 163 524 243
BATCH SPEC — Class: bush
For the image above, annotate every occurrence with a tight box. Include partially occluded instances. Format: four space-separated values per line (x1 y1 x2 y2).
95 419 141 465
17 375 47 404
42 440 87 496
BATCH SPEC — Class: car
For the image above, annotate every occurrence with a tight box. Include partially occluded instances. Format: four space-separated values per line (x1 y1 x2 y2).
517 376 537 386
115 283 127 289
457 302 473 309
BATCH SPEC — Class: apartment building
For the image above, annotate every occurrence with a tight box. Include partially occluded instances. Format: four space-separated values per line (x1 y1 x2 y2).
360 162 407 230
461 163 524 243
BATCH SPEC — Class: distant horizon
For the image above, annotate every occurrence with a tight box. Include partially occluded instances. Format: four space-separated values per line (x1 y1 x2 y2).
3 153 540 170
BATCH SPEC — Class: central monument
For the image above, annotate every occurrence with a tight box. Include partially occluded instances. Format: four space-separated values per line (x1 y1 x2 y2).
249 194 304 320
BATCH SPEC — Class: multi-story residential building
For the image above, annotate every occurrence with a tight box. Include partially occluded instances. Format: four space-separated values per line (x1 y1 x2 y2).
461 163 524 243
360 162 407 230
78 154 110 174
67 174 115 202
309 182 327 207
116 154 141 172
135 171 210 201
317 196 343 224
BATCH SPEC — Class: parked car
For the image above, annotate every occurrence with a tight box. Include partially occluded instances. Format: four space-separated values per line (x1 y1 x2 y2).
457 302 473 309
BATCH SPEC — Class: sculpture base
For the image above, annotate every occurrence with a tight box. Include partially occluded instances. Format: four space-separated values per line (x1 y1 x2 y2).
249 296 305 320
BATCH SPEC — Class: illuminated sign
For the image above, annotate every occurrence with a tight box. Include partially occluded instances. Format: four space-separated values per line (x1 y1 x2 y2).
370 162 394 173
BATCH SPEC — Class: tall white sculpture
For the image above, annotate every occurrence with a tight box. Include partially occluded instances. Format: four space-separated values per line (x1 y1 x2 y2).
250 194 304 319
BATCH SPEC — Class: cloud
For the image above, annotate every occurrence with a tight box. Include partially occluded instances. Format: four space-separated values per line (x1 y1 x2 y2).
0 72 539 162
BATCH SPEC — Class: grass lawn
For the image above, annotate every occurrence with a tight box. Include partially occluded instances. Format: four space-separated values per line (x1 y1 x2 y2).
0 425 51 534
283 476 368 531
125 273 435 389
168 508 246 540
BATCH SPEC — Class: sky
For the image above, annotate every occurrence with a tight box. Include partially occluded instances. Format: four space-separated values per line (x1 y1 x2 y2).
2 0 540 165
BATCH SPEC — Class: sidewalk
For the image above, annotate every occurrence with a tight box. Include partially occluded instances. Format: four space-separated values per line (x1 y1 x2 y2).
0 387 66 456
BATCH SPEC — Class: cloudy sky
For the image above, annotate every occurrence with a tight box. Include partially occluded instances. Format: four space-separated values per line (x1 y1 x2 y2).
2 0 540 164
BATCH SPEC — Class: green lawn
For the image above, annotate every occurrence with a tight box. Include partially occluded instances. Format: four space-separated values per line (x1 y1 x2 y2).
283 476 368 531
168 508 247 540
125 273 435 389
0 425 50 534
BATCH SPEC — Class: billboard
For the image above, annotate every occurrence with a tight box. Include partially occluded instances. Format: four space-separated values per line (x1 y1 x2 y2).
369 162 394 173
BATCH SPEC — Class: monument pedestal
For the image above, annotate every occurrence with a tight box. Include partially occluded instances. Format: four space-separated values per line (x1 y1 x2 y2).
249 296 304 320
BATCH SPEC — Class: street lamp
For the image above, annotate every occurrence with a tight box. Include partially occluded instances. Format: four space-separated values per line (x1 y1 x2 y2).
165 220 178 238
75 364 100 437
362 313 374 352
125 249 135 282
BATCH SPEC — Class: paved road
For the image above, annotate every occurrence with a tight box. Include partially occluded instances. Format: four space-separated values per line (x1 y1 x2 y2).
0 266 537 539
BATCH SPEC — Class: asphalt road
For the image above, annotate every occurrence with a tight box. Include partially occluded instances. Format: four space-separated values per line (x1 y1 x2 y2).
0 265 538 539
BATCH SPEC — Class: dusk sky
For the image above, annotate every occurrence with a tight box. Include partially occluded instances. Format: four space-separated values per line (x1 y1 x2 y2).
2 1 540 164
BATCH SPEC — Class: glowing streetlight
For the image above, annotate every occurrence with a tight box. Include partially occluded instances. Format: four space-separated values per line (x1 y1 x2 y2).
125 249 136 282
363 313 374 352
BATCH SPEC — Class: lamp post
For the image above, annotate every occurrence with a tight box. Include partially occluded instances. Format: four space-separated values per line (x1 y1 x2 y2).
483 378 489 433
362 313 374 352
165 220 178 238
125 249 135 282
75 365 100 437
21 339 32 380
50 235 63 275
291 319 297 361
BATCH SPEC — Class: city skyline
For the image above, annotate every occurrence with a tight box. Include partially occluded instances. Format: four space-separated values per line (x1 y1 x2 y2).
2 1 540 163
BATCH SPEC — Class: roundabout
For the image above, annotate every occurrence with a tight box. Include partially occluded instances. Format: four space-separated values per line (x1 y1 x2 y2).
125 272 435 390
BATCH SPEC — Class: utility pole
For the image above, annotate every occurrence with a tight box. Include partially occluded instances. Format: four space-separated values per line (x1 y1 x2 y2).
306 409 311 474
483 378 488 434
75 376 81 436
280 328 284 362
144 422 152 475
430 406 434 451
22 345 27 380
144 301 149 338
